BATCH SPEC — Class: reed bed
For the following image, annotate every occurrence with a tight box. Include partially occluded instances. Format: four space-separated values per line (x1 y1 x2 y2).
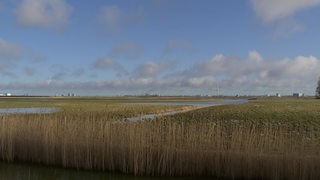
0 98 320 179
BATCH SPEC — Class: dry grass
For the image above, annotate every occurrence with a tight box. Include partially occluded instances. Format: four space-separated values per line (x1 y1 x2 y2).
0 98 320 179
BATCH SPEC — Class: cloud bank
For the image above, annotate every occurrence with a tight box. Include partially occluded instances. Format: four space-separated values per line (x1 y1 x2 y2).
2 51 319 95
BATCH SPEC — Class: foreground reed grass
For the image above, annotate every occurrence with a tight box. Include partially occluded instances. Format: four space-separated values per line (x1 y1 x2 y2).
0 98 320 179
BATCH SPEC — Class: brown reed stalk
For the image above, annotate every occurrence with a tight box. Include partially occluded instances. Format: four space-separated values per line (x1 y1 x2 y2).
0 108 319 179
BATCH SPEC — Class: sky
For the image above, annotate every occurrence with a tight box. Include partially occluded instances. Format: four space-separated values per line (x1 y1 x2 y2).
1 0 320 96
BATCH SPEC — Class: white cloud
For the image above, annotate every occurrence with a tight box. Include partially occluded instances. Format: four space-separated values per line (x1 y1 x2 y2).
193 54 235 76
280 56 318 77
133 61 174 78
0 38 23 61
164 39 195 54
23 67 36 76
110 41 144 59
250 0 320 23
0 63 16 77
13 0 72 29
0 38 45 63
186 76 216 87
0 38 45 81
98 5 144 32
248 50 263 62
98 5 123 32
250 0 320 36
272 18 305 37
93 58 117 69
161 51 320 94
92 57 126 75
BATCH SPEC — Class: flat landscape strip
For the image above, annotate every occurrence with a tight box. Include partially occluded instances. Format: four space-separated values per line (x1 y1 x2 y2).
0 97 319 179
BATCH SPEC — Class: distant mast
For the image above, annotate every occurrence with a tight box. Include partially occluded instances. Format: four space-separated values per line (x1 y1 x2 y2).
216 81 220 96
316 77 320 98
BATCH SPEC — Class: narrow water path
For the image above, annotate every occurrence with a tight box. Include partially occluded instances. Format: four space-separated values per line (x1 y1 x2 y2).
126 99 248 121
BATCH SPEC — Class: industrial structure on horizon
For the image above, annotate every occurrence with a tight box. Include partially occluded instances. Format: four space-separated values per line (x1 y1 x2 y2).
0 93 12 96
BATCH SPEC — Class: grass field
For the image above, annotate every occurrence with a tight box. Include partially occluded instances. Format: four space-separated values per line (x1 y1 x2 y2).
0 96 319 179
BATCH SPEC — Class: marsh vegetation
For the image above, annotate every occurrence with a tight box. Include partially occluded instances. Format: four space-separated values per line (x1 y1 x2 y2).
0 97 319 179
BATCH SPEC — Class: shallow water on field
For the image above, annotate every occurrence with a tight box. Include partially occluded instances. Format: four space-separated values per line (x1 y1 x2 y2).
0 107 59 114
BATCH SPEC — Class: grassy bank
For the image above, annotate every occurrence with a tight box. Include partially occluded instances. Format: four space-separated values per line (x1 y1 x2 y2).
0 97 319 179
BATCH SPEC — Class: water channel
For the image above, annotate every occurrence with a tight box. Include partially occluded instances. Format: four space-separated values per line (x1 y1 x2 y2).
126 99 247 121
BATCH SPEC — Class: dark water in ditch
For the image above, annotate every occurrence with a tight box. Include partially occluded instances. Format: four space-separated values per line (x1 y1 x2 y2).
0 99 246 179
0 162 213 180
0 161 204 180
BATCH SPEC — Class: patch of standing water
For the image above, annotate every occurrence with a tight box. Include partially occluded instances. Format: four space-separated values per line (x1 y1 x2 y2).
125 99 248 121
0 107 60 114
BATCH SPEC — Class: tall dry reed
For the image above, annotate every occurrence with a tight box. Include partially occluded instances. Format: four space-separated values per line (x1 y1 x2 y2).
0 108 319 179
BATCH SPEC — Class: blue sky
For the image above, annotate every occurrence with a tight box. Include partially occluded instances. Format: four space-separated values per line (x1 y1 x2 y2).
1 0 320 96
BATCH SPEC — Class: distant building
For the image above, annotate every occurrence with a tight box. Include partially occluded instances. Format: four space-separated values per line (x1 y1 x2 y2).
144 93 160 97
276 93 281 97
5 93 11 96
293 93 304 97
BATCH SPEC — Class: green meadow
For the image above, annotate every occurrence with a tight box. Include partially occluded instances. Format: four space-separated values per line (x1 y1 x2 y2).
0 96 319 179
